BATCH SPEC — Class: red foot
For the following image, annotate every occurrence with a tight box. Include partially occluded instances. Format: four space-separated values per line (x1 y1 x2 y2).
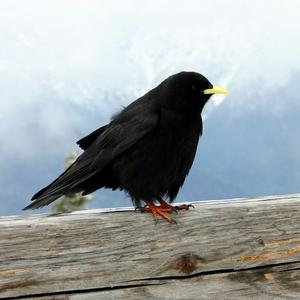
156 196 176 211
138 197 193 223
174 204 194 210
157 196 194 211
140 200 175 223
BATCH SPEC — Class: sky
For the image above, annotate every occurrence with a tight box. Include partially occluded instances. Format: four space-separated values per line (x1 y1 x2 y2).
0 0 300 215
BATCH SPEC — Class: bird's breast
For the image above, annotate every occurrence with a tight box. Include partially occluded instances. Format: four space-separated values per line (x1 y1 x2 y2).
158 108 202 146
153 109 202 173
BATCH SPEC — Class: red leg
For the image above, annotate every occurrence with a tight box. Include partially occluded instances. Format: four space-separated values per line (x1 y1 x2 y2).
142 200 175 223
156 196 175 210
157 196 193 211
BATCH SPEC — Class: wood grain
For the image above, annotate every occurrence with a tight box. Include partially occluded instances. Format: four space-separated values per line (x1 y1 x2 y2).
0 194 300 299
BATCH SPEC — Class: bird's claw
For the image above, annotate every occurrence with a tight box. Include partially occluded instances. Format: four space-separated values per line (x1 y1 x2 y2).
135 205 147 212
174 204 194 210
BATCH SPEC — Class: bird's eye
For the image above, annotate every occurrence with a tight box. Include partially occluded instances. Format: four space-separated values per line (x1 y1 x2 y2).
192 85 197 90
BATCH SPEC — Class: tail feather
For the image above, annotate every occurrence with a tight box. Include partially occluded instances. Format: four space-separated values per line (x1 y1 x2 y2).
31 186 49 201
24 160 98 210
23 193 63 210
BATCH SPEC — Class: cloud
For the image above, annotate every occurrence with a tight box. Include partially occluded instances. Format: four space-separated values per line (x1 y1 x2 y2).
0 1 299 104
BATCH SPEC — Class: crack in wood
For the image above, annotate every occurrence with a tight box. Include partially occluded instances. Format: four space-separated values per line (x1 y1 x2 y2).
0 283 164 300
127 259 300 282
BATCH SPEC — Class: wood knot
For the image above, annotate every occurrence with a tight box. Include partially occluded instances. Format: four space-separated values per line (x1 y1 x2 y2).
173 253 202 274
257 237 265 246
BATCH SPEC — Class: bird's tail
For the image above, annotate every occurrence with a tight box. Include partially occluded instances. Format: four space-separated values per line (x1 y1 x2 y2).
23 173 77 210
23 191 64 210
23 162 97 210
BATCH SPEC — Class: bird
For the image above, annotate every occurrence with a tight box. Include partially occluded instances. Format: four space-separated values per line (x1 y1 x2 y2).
23 71 228 222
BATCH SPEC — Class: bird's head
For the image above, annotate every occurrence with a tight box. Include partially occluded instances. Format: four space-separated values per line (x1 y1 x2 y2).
154 71 229 115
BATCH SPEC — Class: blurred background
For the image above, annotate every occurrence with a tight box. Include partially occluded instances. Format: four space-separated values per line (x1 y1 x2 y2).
0 0 300 215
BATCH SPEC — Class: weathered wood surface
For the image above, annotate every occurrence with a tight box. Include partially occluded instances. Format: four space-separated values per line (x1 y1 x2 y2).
0 194 300 299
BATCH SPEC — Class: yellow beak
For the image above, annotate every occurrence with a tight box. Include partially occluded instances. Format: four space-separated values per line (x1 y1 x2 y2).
203 86 229 95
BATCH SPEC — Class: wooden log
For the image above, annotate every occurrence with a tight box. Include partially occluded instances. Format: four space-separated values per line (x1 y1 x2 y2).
0 194 300 299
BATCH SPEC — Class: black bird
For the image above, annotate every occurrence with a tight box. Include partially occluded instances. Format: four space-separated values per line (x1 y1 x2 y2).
24 72 228 222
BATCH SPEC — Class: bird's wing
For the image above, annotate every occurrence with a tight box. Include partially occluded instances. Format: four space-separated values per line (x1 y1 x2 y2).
76 125 109 150
24 103 158 209
88 110 158 171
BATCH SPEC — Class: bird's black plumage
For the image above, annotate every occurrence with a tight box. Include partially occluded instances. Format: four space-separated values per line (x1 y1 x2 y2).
24 71 217 211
